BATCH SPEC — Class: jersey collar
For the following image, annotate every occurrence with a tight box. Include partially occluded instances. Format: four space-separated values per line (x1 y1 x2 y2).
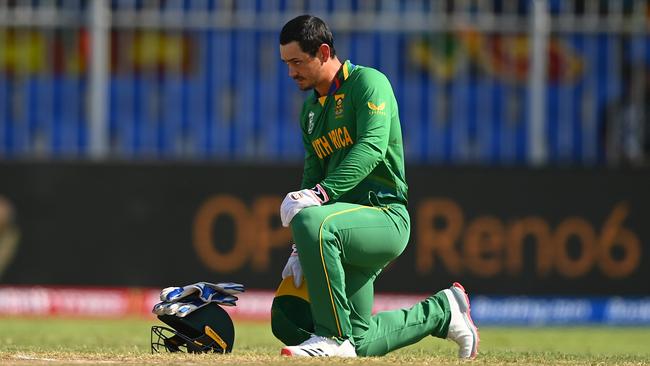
314 60 356 106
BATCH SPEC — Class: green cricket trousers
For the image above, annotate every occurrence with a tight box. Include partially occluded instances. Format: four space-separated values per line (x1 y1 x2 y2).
272 202 452 356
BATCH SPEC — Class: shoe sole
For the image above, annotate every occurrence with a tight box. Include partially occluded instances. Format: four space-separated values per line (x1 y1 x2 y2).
450 282 480 359
280 344 357 357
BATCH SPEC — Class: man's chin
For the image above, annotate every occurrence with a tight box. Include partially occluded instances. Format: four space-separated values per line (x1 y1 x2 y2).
295 81 314 91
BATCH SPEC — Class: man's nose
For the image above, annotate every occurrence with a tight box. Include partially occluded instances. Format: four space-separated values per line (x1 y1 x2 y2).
288 66 298 78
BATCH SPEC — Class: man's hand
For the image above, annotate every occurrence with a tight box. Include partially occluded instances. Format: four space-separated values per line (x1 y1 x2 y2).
281 243 303 288
280 184 329 227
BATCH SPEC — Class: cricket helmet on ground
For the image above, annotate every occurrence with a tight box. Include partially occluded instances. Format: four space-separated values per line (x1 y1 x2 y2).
151 302 234 353
271 276 314 346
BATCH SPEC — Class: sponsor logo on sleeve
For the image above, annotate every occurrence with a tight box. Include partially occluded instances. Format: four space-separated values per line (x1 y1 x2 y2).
367 101 386 115
307 111 315 134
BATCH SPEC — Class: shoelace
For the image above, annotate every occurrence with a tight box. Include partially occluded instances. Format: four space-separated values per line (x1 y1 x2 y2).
301 336 329 347
298 336 337 354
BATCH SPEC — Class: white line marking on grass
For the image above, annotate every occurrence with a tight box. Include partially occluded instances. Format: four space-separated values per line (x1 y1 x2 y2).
13 354 120 364
14 354 57 361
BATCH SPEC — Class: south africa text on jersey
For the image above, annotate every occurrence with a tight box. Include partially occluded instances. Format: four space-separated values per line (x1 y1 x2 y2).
311 126 354 159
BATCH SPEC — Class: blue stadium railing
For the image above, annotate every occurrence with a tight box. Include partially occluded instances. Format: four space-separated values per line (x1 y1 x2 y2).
0 0 648 164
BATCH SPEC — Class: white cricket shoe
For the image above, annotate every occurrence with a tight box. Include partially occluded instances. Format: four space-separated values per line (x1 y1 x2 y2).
280 335 357 357
443 282 480 359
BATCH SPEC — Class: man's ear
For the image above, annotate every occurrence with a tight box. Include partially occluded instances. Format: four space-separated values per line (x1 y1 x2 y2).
318 44 331 62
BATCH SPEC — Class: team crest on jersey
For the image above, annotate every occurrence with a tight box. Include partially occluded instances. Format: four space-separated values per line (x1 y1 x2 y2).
307 111 315 134
334 94 345 118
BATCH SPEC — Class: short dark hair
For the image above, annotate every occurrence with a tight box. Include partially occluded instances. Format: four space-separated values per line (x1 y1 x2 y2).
279 15 336 58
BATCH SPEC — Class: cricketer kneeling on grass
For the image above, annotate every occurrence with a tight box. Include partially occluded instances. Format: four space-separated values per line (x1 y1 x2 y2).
271 15 479 358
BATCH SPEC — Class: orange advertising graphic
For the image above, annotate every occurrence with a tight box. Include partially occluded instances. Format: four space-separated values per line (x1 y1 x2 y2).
192 195 641 280
416 199 640 278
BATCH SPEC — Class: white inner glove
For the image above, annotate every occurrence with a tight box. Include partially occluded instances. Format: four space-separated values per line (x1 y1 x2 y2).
280 184 329 227
281 243 303 288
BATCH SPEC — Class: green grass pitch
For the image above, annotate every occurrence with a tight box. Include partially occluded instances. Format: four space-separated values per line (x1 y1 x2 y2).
0 317 649 365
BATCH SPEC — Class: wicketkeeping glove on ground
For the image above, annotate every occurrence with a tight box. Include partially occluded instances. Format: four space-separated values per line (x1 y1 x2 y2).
153 298 210 317
281 243 303 288
280 184 329 227
152 281 245 317
159 282 244 303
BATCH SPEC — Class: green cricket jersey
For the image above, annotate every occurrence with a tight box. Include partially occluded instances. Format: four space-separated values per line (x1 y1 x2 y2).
298 60 408 206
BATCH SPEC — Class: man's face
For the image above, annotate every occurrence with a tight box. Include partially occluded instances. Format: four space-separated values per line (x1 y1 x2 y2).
280 42 323 91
